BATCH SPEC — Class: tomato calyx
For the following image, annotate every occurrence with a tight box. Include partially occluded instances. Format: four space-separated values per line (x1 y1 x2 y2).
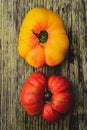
44 89 52 103
33 30 48 43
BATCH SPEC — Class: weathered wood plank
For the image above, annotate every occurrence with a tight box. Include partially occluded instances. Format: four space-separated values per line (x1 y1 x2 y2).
0 0 87 130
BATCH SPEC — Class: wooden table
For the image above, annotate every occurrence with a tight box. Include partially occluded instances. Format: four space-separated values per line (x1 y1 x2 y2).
0 0 87 130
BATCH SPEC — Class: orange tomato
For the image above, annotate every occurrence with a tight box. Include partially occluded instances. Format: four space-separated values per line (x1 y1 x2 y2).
18 8 69 68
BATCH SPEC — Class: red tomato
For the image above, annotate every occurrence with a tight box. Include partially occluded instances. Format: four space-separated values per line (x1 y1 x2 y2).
20 72 73 122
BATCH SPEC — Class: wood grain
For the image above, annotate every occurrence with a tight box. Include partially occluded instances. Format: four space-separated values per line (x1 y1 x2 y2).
0 0 87 130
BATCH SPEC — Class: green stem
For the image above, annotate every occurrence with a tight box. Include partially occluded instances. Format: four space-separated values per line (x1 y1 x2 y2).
33 30 48 43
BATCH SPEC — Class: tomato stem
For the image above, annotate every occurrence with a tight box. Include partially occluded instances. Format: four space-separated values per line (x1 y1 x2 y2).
33 30 48 43
44 89 52 102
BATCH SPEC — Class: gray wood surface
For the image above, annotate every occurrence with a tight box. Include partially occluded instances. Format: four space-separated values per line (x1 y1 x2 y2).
0 0 87 130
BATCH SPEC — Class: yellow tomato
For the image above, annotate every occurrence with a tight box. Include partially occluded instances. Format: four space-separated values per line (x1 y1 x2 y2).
18 8 69 68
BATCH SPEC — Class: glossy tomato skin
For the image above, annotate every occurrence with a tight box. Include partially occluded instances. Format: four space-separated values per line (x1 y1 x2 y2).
48 75 72 93
18 8 69 68
51 92 73 113
48 75 73 114
42 103 61 122
20 72 47 115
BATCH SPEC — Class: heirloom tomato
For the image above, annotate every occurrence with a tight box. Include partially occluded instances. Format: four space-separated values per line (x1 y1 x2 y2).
20 72 73 122
18 8 69 68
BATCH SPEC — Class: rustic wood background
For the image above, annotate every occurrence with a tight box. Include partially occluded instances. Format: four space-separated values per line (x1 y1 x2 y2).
0 0 87 130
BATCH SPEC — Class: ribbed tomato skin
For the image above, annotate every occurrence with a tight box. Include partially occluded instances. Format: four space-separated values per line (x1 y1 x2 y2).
20 72 47 115
48 75 73 114
42 103 61 122
20 72 73 122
